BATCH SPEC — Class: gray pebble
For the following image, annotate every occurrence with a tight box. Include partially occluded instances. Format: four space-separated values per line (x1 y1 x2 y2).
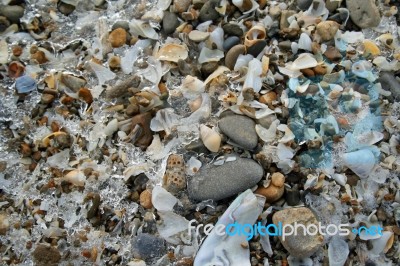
163 11 180 35
225 44 245 70
222 23 243 37
188 157 264 201
132 233 167 260
247 40 267 57
223 36 240 51
201 62 219 78
58 1 76 16
219 114 258 150
199 0 220 22
285 187 301 206
378 71 400 100
297 0 313 10
346 0 381 29
112 21 130 31
0 5 24 23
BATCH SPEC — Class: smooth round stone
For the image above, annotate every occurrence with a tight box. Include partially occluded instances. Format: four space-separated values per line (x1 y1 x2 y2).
218 114 258 150
187 156 264 201
247 40 267 57
223 36 240 51
225 44 245 70
188 30 210 42
162 11 180 35
222 23 243 37
273 207 324 258
199 0 220 22
0 5 24 23
285 187 301 206
378 71 400 100
346 0 381 29
132 233 166 260
201 62 219 78
15 75 37 94
297 0 313 10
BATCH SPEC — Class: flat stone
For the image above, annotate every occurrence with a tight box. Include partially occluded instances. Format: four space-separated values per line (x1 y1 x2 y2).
219 114 258 150
188 30 210 42
346 0 381 29
273 207 324 258
199 0 220 22
225 44 246 70
163 12 180 35
223 36 240 51
247 40 267 57
222 23 243 37
132 233 166 260
188 157 264 201
0 5 25 23
378 71 400 100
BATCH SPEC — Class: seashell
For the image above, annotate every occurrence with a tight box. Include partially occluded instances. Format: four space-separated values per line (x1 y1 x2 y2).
198 47 224 64
332 173 347 186
377 33 395 49
200 125 221 153
15 75 37 94
63 170 85 187
232 0 259 14
157 0 172 10
188 30 210 42
204 66 230 85
243 58 263 92
181 75 205 99
234 54 253 71
343 149 376 178
362 40 380 57
370 231 394 255
351 60 376 82
88 61 116 85
156 43 188 63
186 156 202 175
255 120 279 143
189 96 203 112
244 24 266 47
208 27 224 50
298 33 312 51
292 53 318 70
163 154 186 193
261 55 269 75
328 237 349 266
104 118 118 137
129 19 158 39
141 10 164 22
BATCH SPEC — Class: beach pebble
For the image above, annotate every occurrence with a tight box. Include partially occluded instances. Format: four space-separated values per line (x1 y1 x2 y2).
188 30 210 42
219 114 258 150
163 11 180 35
199 0 220 22
273 207 324 258
247 40 267 57
139 189 153 209
346 0 381 29
109 28 127 48
131 112 153 149
172 0 191 13
201 62 219 77
316 21 340 42
132 233 167 260
285 186 301 206
326 0 341 12
32 244 61 266
225 44 246 70
61 73 87 92
297 0 313 10
41 94 55 105
223 36 240 51
188 157 264 201
255 172 285 203
0 213 9 235
378 71 400 100
324 46 342 62
222 23 243 37
0 5 24 23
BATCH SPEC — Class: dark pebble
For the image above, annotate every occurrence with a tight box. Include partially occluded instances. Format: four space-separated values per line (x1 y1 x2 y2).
132 233 167 260
201 62 219 78
285 186 301 206
199 0 220 22
58 1 76 16
247 40 267 57
222 23 243 37
223 36 240 51
297 0 313 10
378 71 400 101
163 11 180 35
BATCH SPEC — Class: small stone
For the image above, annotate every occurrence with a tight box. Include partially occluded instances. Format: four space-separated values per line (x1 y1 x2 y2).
54 133 72 149
363 40 381 57
163 154 186 193
301 68 315 77
41 94 55 105
126 104 140 116
0 5 24 23
108 55 121 69
222 23 243 37
316 21 339 42
225 44 246 70
109 28 127 48
199 0 220 22
255 173 285 203
223 36 240 51
313 65 327 75
172 0 191 13
32 244 61 266
58 1 76 16
219 114 258 150
0 213 9 235
259 91 277 105
273 207 324 258
188 156 264 201
8 61 25 78
297 0 313 10
201 62 219 78
280 10 296 29
378 71 400 100
112 21 130 31
163 11 180 35
278 40 292 51
247 40 267 57
346 0 381 29
188 30 210 42
132 233 167 260
325 47 343 63
326 0 341 12
139 189 153 209
269 5 281 18
285 186 301 206
78 88 93 104
0 16 10 32
31 50 48 64
131 112 153 149
61 74 87 93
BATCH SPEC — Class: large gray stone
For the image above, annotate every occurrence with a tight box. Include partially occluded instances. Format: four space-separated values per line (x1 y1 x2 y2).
346 0 381 29
188 157 264 201
378 71 400 100
163 12 180 35
219 115 258 150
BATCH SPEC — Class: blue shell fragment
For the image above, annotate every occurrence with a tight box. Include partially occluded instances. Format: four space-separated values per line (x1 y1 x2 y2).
15 75 37 93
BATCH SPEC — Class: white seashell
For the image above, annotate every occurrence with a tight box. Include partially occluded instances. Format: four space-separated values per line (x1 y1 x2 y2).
277 124 295 143
64 170 85 187
156 43 188 62
304 0 329 19
104 118 119 136
244 24 266 47
186 157 202 175
151 186 178 212
215 0 228 15
209 27 224 50
255 119 280 143
198 47 224 64
188 30 210 42
298 33 312 51
88 61 116 85
127 259 146 266
200 125 221 153
181 75 205 99
370 231 394 255
304 174 319 190
129 19 158 39
291 42 298 54
352 60 376 82
277 142 294 160
141 9 164 22
150 108 180 135
343 149 376 178
234 54 254 71
196 21 213 32
332 173 347 186
0 39 8 64
204 66 230 85
243 58 263 92
157 0 172 10
328 237 349 266
292 53 318 70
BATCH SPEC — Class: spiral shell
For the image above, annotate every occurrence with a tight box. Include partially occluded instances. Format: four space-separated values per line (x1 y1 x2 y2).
200 125 221 153
244 24 266 47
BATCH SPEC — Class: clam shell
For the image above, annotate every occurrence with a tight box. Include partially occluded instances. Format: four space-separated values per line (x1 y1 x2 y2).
200 125 221 153
328 237 349 266
129 19 158 39
292 53 318 70
64 170 85 187
156 43 188 63
198 47 224 64
244 24 266 47
343 149 376 178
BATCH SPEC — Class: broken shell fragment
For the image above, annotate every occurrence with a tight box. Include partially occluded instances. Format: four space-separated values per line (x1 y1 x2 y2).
244 24 266 47
156 43 188 62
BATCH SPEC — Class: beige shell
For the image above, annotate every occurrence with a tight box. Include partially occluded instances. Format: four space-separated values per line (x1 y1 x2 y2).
42 132 68 147
156 43 188 63
244 24 266 47
63 170 85 186
200 125 221 153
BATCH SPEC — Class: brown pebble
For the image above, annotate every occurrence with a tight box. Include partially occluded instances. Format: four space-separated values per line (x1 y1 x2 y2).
12 45 23 57
316 21 339 42
255 173 285 203
126 104 140 116
313 65 327 75
324 46 342 62
139 189 153 209
301 68 315 77
131 112 153 149
108 28 127 48
20 143 32 157
172 0 191 13
31 50 48 64
32 151 42 161
78 88 93 104
108 55 121 69
8 61 25 78
259 91 277 105
225 44 246 70
50 121 60 132
41 93 55 105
